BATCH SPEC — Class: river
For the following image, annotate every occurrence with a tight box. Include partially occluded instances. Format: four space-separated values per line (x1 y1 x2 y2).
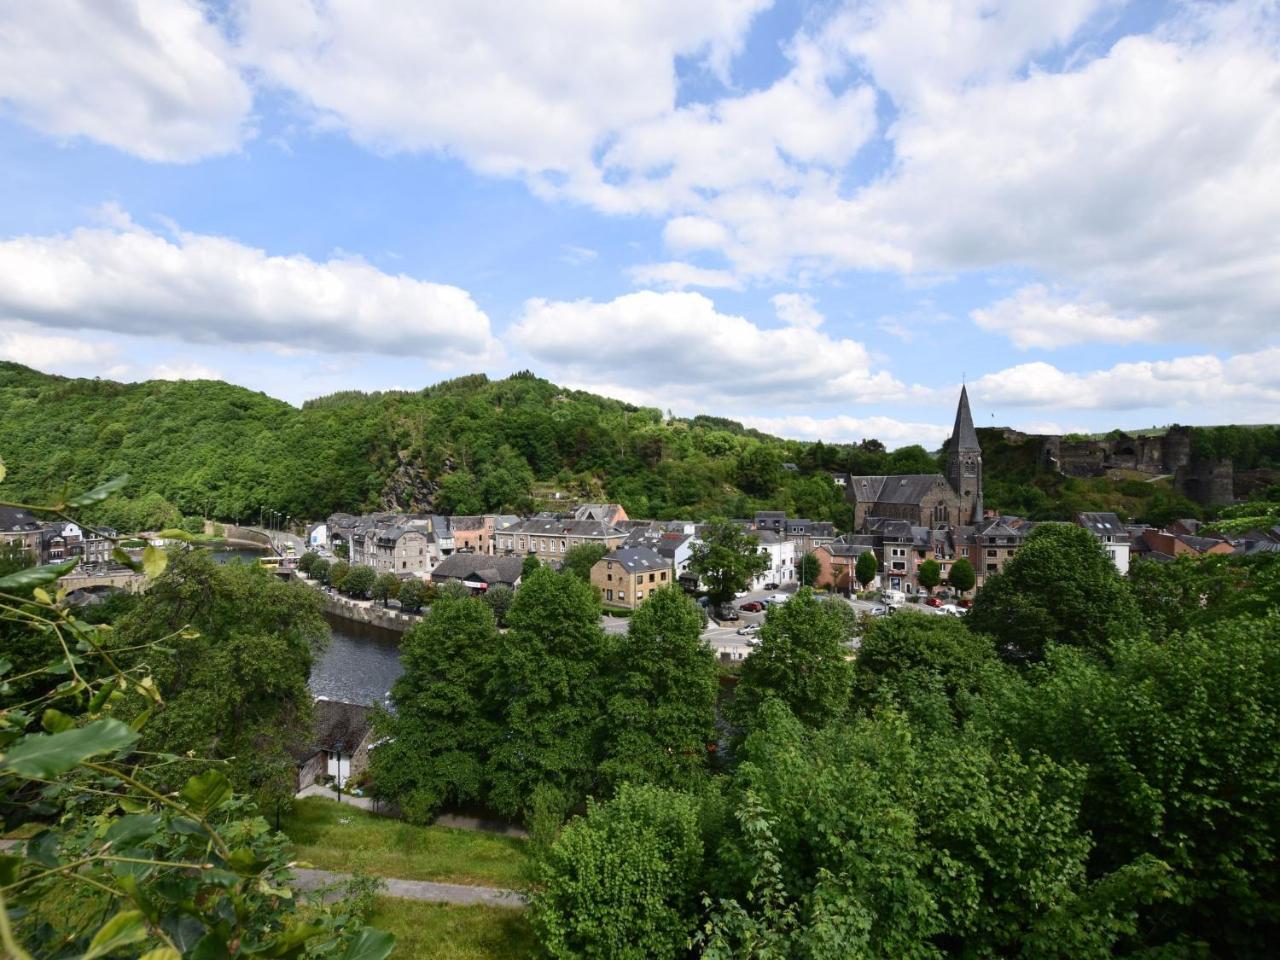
209 546 404 707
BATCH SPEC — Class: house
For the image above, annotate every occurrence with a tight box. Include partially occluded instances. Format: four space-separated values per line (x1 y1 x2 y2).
495 516 625 560
572 503 630 526
0 505 45 562
294 698 373 790
351 520 435 576
965 516 1029 583
1075 512 1131 574
750 530 796 589
39 520 115 566
754 511 787 533
590 546 673 610
784 518 837 555
623 527 696 579
812 541 873 591
306 522 328 550
429 552 525 592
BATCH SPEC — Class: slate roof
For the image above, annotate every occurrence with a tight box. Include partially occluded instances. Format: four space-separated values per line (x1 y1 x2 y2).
448 515 486 531
431 552 525 586
311 699 371 753
600 545 670 575
951 384 981 451
507 517 622 538
848 474 946 505
0 505 43 533
1077 512 1130 541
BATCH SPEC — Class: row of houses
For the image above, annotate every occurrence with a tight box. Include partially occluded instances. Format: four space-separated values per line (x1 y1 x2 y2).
0 506 116 567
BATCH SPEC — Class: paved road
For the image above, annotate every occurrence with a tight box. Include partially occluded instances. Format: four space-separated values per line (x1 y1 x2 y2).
291 867 526 907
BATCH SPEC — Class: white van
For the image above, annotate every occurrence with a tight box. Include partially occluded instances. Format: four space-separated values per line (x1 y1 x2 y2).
881 589 907 608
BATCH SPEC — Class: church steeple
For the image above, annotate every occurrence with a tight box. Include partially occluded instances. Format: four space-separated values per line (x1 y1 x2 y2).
946 386 983 524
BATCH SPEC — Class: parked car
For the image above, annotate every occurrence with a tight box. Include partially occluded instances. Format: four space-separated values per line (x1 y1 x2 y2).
958 598 973 608
766 593 790 605
940 603 963 616
736 623 761 636
717 606 740 621
866 605 888 616
924 596 943 608
739 600 765 612
763 581 780 590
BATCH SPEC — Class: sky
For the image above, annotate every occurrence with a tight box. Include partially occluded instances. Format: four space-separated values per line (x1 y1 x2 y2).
0 0 1278 450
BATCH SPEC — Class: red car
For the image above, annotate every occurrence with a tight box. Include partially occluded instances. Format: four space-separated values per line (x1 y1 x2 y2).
739 600 765 612
958 598 972 608
924 596 943 608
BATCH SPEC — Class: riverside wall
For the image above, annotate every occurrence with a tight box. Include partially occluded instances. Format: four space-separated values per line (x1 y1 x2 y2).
291 571 419 633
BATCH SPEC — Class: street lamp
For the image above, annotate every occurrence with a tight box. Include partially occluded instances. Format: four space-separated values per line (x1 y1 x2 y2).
334 740 346 804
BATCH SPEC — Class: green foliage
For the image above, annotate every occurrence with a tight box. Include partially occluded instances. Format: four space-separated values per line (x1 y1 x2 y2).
396 577 427 613
342 564 376 598
1129 553 1280 635
372 571 400 606
855 549 878 589
371 596 501 822
329 558 351 589
480 583 515 627
917 558 941 593
733 588 854 731
967 523 1143 662
796 551 820 587
687 519 769 610
298 550 320 575
521 553 541 578
533 784 708 960
947 556 975 594
1005 617 1280 955
487 567 613 818
310 556 332 584
600 586 719 792
559 542 606 583
115 548 326 802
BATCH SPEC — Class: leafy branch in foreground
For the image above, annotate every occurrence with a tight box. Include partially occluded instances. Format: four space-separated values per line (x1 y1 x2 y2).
0 472 393 959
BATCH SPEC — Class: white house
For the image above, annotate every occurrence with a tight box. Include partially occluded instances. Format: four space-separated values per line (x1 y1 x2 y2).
1075 512 1131 575
751 530 796 588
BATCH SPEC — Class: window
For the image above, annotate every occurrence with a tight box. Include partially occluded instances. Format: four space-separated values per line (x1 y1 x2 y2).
606 589 613 601
619 592 626 600
987 549 997 557
648 573 655 583
606 572 612 581
637 590 643 600
660 571 667 580
987 564 997 573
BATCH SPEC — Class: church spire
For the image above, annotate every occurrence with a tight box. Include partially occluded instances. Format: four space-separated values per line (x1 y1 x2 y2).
951 385 980 452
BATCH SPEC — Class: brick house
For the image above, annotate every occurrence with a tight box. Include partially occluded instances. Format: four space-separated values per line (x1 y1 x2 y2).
591 546 673 610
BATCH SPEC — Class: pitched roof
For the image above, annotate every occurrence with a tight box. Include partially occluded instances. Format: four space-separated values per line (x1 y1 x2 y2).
951 385 980 452
312 699 371 753
0 505 43 533
848 474 946 506
431 552 525 585
600 546 670 574
507 517 622 538
1077 512 1129 540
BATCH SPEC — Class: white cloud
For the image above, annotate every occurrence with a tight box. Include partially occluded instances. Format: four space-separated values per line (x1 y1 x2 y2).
971 285 1160 349
739 413 952 450
0 208 497 360
626 262 743 291
969 347 1280 412
0 321 119 370
148 361 223 381
0 0 251 161
509 290 902 410
771 293 824 329
663 217 730 252
236 0 768 181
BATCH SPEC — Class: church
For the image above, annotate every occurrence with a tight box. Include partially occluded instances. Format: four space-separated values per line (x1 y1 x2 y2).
844 387 984 529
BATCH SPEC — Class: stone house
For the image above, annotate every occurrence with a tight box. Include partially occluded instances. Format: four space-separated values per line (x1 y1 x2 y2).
591 546 673 610
0 505 45 562
429 553 525 592
496 517 626 561
294 698 373 790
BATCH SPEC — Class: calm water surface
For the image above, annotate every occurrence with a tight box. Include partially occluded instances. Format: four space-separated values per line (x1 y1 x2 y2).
209 547 404 706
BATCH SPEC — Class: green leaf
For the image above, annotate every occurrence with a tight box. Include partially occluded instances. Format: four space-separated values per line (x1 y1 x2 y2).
84 909 148 960
0 558 79 590
0 456 6 483
67 475 130 508
0 717 138 777
142 545 167 578
0 854 21 886
112 546 142 572
340 928 396 960
154 528 196 542
0 657 11 676
140 949 181 960
180 769 232 816
40 708 76 733
106 814 163 848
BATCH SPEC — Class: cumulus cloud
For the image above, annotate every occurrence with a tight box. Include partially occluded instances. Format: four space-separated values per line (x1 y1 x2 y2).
0 321 119 370
968 347 1280 411
971 285 1160 349
148 361 223 382
0 0 251 161
739 413 952 450
509 290 902 409
0 208 497 360
627 262 743 291
771 293 824 329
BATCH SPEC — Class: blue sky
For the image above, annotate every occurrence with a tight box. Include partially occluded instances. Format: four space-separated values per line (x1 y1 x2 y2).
0 0 1278 449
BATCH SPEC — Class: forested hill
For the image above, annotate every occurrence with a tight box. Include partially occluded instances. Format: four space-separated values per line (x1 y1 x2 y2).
0 363 943 530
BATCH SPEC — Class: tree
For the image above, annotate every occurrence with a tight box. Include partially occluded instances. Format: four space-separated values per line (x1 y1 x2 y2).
481 583 515 626
522 552 542 579
115 548 327 804
298 550 319 575
735 441 783 496
600 586 719 792
688 519 769 612
947 556 975 596
533 784 708 960
918 558 942 595
397 577 427 613
855 549 878 591
328 558 350 589
966 523 1144 663
373 571 401 607
486 567 613 818
370 595 501 822
733 588 854 731
797 551 821 588
560 542 607 582
333 541 350 559
310 556 331 584
342 563 376 598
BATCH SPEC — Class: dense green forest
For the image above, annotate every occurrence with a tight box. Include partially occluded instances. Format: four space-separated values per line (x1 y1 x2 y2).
2 362 1271 531
0 363 939 529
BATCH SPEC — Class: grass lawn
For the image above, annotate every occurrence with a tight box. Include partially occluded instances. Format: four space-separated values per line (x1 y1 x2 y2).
368 898 537 960
281 797 529 889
